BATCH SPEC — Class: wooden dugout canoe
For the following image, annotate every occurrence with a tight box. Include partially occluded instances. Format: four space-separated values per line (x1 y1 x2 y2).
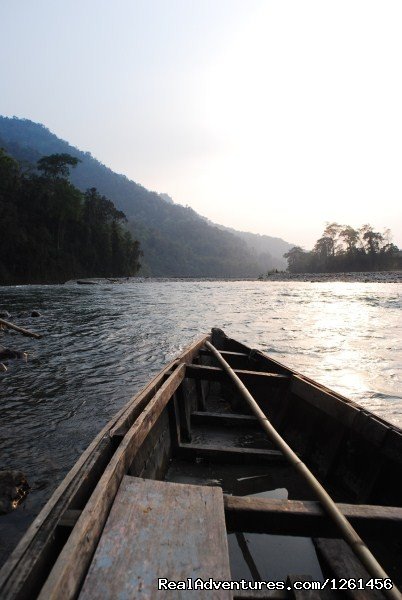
1 328 401 599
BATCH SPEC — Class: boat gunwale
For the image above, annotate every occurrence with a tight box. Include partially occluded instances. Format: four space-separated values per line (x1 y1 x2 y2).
0 334 209 598
223 335 402 436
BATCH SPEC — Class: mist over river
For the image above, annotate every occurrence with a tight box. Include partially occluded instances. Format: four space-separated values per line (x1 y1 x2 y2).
0 279 401 564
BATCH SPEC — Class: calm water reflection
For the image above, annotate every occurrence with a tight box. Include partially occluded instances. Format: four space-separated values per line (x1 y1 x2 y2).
0 280 401 563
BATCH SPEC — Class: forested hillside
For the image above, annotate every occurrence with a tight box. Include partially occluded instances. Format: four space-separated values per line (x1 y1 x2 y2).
0 149 141 284
0 117 288 276
218 226 292 271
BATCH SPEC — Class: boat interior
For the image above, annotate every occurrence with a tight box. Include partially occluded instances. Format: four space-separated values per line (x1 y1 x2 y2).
1 329 402 599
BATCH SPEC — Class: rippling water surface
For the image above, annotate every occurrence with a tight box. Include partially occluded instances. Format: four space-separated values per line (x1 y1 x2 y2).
0 280 401 563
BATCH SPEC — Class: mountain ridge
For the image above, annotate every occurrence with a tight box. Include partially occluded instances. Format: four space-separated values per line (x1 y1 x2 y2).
0 116 293 276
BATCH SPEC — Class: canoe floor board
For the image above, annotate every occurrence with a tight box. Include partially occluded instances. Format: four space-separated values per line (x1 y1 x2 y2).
78 476 232 599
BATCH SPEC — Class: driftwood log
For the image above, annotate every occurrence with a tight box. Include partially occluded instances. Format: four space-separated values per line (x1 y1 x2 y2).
0 318 42 339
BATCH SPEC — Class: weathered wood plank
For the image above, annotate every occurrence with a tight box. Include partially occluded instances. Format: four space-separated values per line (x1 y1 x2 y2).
191 411 259 427
313 539 384 599
200 349 253 370
37 364 186 600
304 417 346 479
279 396 321 458
178 443 284 464
186 364 289 384
224 496 402 539
79 477 231 599
176 382 192 442
168 393 181 451
382 428 402 463
200 349 249 359
195 377 207 410
352 411 390 447
290 376 360 427
128 407 172 480
58 510 82 529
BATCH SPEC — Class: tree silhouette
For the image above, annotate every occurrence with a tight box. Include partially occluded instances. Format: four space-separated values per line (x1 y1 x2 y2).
284 223 400 273
37 153 80 179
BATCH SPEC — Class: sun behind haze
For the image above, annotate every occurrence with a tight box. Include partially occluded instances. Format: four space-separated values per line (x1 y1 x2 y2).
1 0 401 248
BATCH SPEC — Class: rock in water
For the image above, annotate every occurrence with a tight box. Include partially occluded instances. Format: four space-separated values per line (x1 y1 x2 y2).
0 310 11 318
0 471 30 514
15 310 41 317
0 347 27 360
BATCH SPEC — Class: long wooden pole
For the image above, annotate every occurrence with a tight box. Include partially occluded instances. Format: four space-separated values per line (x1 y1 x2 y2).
0 318 42 339
205 340 401 600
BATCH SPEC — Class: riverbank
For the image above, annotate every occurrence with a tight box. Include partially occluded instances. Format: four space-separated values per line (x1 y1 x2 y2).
260 270 402 283
69 271 402 285
3 271 402 287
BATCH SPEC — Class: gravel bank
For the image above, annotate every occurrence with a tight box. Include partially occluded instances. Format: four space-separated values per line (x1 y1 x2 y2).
260 271 402 283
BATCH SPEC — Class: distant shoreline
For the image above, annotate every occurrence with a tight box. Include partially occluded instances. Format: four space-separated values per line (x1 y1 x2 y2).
1 271 401 287
259 270 402 283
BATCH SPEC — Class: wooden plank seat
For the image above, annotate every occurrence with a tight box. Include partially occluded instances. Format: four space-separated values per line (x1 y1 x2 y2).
185 364 289 384
178 443 285 464
79 476 232 599
224 496 402 539
191 411 259 427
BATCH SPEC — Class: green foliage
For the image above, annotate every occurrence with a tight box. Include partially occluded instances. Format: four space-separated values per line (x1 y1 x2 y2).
0 149 142 284
284 222 401 273
37 153 80 179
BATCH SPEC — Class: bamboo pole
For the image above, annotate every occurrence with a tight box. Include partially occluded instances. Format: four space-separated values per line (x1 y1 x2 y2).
205 340 401 600
0 318 42 339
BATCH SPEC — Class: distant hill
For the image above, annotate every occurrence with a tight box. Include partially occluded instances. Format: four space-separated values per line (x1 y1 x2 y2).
214 226 292 271
236 231 292 270
0 116 292 276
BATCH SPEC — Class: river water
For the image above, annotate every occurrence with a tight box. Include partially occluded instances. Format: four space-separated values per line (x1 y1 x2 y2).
0 280 401 564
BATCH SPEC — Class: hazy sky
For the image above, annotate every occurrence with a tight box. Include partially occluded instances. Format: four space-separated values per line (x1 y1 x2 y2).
1 0 401 247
